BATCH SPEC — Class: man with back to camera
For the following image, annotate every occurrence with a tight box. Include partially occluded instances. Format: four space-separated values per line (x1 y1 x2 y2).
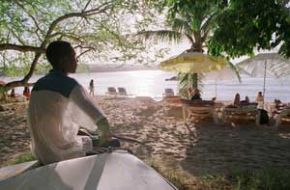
28 41 116 165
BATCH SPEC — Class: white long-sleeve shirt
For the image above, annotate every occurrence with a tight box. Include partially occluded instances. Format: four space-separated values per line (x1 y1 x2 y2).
28 70 105 164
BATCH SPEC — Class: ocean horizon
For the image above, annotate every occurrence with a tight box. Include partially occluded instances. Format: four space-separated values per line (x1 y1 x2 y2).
1 70 290 103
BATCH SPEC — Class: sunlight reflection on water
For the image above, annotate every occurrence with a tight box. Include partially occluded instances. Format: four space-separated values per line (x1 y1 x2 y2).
1 70 290 102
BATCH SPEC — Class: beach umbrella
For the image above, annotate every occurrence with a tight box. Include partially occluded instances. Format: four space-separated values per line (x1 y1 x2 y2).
237 53 290 105
160 51 228 98
204 67 247 98
204 67 245 81
0 151 176 190
160 51 227 73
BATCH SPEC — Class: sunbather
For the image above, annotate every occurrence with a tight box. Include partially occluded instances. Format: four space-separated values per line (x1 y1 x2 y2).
233 93 240 106
240 96 250 105
188 87 202 101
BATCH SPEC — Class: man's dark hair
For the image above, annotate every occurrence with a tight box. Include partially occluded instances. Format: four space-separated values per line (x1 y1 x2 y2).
46 41 73 68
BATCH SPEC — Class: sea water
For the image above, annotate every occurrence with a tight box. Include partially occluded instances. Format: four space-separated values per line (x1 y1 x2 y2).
1 70 289 102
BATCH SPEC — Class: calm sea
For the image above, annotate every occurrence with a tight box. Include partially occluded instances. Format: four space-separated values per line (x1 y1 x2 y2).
1 70 290 102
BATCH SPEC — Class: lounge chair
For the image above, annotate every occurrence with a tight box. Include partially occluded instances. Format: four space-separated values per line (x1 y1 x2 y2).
221 104 259 126
273 107 290 127
163 88 174 97
181 99 223 124
106 87 117 96
117 87 128 96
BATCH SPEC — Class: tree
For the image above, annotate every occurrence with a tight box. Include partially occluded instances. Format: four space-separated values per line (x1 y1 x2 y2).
138 0 229 92
208 0 290 58
0 0 163 92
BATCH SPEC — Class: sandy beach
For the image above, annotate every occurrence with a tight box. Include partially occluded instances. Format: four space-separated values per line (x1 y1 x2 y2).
1 96 290 177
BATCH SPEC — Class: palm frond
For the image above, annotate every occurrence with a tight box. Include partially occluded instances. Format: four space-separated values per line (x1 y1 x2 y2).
171 18 193 34
227 61 242 82
136 30 183 44
200 12 219 36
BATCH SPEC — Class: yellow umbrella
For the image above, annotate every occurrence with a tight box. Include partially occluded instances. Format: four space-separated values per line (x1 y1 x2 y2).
160 52 227 73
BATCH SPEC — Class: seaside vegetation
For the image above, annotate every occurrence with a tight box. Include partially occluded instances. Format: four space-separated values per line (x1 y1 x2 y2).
0 64 50 77
149 159 290 190
139 0 290 91
0 63 91 77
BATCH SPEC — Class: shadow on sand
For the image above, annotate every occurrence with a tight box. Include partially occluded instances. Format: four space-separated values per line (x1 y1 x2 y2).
180 121 290 176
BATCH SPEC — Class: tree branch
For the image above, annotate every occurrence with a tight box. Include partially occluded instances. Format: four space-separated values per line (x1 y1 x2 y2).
3 1 115 90
75 46 96 59
0 44 45 53
6 26 26 45
12 0 45 37
45 2 113 43
83 0 92 11
5 53 42 90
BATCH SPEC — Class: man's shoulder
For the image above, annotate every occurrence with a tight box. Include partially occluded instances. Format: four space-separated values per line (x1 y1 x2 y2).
33 72 80 98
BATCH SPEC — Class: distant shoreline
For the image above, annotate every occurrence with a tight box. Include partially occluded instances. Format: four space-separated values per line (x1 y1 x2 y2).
78 63 160 73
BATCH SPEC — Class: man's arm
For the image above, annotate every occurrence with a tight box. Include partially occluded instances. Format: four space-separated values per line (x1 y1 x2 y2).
70 85 112 144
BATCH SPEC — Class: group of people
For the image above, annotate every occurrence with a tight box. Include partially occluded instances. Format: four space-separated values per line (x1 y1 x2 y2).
187 87 265 109
233 91 264 108
233 93 250 106
9 86 31 101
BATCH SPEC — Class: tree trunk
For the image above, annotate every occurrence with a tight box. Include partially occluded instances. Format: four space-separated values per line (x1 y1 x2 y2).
188 39 202 89
190 73 198 88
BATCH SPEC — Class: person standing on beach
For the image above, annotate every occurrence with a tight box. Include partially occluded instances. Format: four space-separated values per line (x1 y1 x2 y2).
28 41 113 165
256 91 269 125
256 91 264 109
9 88 16 98
89 79 95 96
23 86 31 100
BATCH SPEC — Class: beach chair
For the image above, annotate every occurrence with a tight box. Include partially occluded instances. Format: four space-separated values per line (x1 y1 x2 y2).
163 88 174 97
117 87 128 96
106 87 117 96
273 108 290 127
181 99 222 124
221 104 259 126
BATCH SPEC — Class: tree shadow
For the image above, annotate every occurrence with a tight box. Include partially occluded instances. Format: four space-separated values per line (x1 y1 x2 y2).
180 121 290 176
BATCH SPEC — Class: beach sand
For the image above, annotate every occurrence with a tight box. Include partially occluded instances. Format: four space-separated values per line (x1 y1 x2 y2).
1 96 290 177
